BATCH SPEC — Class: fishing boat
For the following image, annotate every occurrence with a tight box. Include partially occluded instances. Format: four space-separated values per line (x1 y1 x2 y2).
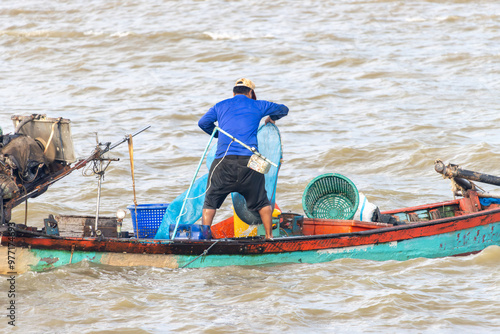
1 115 500 273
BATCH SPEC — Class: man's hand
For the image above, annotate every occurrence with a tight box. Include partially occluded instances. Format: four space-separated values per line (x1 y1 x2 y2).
264 116 275 125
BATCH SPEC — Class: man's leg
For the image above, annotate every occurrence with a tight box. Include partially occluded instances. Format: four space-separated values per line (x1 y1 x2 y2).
258 205 273 239
202 208 216 226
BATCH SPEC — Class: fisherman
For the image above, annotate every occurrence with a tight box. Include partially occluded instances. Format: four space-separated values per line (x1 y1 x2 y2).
198 78 289 239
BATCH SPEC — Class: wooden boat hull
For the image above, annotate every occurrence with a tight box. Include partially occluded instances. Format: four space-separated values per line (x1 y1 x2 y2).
2 204 500 273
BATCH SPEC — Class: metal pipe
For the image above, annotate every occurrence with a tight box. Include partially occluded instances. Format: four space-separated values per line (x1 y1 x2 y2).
454 177 473 190
435 160 500 187
215 126 278 168
95 168 103 236
108 125 151 152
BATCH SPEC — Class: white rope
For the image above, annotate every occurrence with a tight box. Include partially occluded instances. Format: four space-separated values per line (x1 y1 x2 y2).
176 139 234 219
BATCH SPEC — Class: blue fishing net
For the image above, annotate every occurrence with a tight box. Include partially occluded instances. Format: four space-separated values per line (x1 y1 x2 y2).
154 145 216 239
479 197 500 207
155 123 282 239
232 123 282 224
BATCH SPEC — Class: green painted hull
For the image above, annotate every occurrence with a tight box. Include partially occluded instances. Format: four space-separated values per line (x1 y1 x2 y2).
13 221 500 272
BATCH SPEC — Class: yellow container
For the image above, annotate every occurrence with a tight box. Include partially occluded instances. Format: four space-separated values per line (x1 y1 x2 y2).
233 205 282 237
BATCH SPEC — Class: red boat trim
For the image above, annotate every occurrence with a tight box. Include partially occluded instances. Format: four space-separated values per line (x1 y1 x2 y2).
2 205 500 256
381 199 461 214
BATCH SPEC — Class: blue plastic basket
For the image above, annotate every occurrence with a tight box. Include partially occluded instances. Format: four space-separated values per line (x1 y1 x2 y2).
127 203 169 238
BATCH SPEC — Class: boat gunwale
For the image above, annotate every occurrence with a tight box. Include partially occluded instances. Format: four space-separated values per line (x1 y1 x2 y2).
2 203 500 256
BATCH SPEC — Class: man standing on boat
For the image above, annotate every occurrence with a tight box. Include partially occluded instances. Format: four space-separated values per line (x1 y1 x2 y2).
198 78 289 239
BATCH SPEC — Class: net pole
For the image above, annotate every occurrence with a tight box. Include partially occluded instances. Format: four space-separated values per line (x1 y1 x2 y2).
171 128 217 240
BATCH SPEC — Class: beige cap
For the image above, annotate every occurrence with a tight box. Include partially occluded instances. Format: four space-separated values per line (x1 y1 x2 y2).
234 78 255 90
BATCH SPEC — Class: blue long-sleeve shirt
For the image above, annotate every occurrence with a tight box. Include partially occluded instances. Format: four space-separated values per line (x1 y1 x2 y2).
198 94 288 158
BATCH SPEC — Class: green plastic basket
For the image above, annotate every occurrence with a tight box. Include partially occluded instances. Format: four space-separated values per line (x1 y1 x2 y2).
302 173 359 220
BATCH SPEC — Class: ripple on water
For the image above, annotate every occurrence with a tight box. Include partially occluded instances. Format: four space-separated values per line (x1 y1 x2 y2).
1 0 500 332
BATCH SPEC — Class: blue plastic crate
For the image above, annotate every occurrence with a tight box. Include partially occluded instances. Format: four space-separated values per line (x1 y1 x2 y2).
167 224 212 240
127 203 169 238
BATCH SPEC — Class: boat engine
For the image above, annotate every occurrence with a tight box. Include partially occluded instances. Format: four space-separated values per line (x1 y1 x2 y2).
0 115 75 222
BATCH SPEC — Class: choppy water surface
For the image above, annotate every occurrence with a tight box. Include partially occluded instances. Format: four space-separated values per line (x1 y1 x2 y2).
1 0 500 332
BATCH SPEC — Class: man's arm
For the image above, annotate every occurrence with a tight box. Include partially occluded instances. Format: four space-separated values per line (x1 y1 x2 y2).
260 101 289 122
198 106 219 137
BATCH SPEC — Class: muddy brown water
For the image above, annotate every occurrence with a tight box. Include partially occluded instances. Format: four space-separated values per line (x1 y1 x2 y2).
1 0 500 333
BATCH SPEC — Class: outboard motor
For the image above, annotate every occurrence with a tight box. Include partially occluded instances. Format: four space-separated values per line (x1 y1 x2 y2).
0 115 75 223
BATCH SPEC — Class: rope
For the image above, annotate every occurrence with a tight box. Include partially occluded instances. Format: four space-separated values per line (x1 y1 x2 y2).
170 128 217 239
180 239 220 268
175 139 234 222
128 135 139 238
18 163 43 183
44 117 62 154
215 126 278 168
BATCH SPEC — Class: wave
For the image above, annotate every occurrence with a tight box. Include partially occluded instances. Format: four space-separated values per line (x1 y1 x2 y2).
202 31 274 41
